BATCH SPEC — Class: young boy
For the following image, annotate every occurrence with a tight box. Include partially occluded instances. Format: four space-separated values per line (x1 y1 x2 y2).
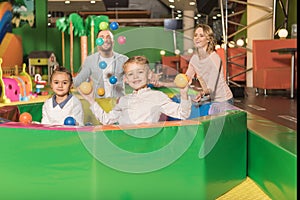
41 67 84 126
79 56 191 125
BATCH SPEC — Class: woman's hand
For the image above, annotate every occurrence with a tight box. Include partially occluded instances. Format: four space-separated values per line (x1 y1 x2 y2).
192 91 204 102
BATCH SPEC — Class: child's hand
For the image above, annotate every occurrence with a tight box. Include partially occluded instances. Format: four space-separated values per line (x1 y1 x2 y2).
180 80 191 100
149 71 163 87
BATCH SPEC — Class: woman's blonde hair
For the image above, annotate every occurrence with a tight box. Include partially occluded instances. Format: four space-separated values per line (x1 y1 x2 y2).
194 24 216 54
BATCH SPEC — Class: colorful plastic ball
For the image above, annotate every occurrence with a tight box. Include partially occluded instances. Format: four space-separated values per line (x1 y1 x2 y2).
109 76 118 84
147 83 154 88
96 37 104 46
79 82 92 95
97 88 105 96
19 112 32 124
99 21 109 30
117 36 126 45
109 22 119 30
99 61 107 69
64 116 76 126
174 73 189 88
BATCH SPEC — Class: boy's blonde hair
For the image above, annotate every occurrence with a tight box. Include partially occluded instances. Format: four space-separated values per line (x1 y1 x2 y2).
123 56 150 72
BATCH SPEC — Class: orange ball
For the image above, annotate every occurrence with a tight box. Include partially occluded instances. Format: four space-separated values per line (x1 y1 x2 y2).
79 82 92 95
174 73 189 88
97 88 105 96
19 112 32 124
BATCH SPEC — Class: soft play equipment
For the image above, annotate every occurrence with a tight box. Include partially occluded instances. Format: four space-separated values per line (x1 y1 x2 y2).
1 76 20 102
0 59 33 103
0 2 23 68
0 110 247 200
0 2 12 43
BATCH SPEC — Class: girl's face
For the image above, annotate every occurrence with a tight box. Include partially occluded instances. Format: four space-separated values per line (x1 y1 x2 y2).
50 72 72 97
124 63 149 90
193 27 209 49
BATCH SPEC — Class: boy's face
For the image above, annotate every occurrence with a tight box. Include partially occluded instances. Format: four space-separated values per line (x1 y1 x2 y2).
124 63 149 90
50 72 72 97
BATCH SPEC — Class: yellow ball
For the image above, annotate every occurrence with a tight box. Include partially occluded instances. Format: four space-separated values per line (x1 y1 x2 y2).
97 88 105 96
79 82 92 95
174 73 189 88
99 22 109 30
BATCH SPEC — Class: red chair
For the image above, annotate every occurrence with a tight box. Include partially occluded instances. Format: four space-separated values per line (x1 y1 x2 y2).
252 39 297 92
161 55 180 79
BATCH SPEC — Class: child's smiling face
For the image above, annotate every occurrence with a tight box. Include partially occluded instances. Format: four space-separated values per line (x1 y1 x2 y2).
124 63 149 91
50 71 72 97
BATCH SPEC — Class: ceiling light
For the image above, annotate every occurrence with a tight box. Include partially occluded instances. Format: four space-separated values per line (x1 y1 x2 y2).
189 2 196 6
169 0 175 2
236 39 244 47
187 48 194 54
228 41 235 48
160 50 166 56
174 49 181 55
90 1 96 3
65 1 70 4
169 5 175 9
278 28 288 39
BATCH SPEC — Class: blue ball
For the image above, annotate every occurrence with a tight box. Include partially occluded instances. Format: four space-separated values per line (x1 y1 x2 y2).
109 22 119 30
99 61 107 69
147 83 154 88
64 116 76 126
96 37 104 46
109 76 118 84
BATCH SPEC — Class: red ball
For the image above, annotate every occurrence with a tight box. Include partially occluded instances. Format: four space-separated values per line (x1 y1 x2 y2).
19 112 32 124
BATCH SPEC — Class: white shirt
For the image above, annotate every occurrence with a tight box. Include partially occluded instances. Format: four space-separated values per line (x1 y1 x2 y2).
90 87 192 125
186 52 233 102
41 94 84 126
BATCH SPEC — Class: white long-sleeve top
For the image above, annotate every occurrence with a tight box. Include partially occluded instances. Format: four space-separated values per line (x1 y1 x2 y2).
90 87 191 125
186 52 233 102
41 94 84 126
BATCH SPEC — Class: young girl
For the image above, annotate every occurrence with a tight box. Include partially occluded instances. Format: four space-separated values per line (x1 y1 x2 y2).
41 67 84 126
79 56 191 125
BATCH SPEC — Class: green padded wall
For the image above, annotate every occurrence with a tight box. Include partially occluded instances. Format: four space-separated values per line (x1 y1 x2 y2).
0 110 247 200
247 113 297 200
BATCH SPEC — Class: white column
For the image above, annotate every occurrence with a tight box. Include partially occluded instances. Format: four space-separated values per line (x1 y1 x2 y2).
247 0 273 87
183 10 194 55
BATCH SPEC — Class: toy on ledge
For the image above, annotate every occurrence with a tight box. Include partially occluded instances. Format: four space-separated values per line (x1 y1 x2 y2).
34 74 48 96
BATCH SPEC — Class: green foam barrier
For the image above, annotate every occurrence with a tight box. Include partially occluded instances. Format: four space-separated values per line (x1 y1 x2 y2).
247 113 297 200
0 110 247 200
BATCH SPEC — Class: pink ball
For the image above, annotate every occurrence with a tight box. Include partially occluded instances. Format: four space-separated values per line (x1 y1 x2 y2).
117 36 126 45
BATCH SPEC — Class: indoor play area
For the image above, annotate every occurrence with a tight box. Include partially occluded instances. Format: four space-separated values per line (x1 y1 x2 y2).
0 1 297 200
